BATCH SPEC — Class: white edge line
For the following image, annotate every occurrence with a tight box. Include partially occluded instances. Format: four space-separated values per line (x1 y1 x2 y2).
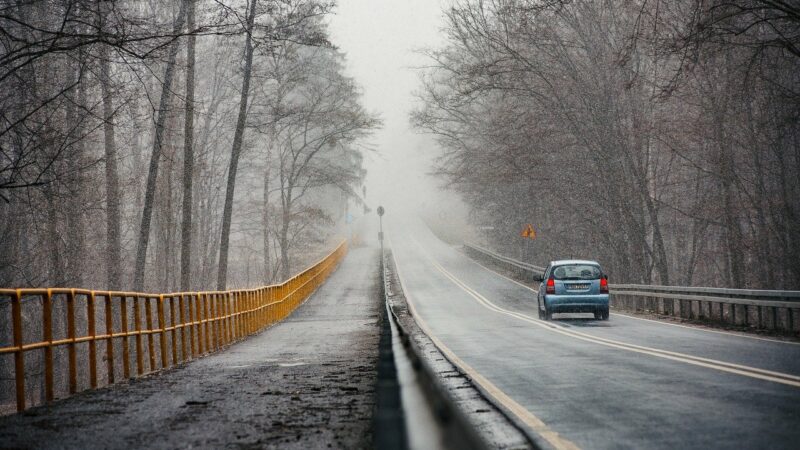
431 251 800 387
389 239 581 450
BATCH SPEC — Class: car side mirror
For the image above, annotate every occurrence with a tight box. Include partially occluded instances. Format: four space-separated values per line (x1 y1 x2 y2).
532 273 544 282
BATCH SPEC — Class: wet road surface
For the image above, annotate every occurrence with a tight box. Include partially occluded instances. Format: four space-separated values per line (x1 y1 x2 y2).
388 217 800 450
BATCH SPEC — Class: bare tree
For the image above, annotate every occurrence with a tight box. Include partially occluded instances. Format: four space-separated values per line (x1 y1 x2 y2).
216 0 334 289
133 2 187 291
217 0 257 291
98 4 122 289
181 0 197 291
413 0 800 288
265 46 378 278
0 0 373 296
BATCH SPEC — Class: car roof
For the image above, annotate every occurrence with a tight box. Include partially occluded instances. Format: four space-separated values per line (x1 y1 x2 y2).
550 259 601 266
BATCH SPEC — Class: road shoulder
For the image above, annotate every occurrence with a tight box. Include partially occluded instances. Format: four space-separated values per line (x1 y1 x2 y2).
384 248 535 450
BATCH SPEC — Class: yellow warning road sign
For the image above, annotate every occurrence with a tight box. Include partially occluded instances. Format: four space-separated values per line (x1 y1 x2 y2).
521 224 536 239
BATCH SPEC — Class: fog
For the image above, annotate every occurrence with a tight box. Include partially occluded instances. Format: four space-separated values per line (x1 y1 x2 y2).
1 1 797 291
348 1 800 289
328 0 473 236
1 0 799 432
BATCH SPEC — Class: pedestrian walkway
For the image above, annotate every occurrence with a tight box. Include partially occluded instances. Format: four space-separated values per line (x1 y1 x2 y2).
0 246 382 449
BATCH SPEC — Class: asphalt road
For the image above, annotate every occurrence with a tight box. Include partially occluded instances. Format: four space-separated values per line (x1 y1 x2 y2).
388 217 800 450
0 246 381 449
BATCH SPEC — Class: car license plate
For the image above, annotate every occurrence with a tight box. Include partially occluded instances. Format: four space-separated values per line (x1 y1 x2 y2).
569 284 589 290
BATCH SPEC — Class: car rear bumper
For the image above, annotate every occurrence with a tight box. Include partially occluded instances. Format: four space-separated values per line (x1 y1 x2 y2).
545 294 609 313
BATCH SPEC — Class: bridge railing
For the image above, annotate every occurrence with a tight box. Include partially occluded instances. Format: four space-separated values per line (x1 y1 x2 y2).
0 241 347 414
463 243 800 332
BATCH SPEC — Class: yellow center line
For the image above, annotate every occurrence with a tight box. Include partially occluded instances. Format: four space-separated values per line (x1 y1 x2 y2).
418 242 800 388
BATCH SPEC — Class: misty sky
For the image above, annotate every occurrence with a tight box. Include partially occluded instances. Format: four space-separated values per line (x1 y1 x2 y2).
328 0 448 215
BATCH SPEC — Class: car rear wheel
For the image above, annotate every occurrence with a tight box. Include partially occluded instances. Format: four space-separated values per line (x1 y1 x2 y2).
544 307 553 321
595 308 609 321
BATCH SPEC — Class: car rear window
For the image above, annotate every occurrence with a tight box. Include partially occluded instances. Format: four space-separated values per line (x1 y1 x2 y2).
552 264 601 280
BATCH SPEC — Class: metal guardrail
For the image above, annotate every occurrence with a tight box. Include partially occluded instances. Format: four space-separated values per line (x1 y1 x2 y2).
0 241 348 413
464 243 546 274
382 248 488 450
464 243 800 332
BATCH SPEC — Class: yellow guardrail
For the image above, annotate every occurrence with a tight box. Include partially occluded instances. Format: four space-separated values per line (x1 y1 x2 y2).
0 240 347 413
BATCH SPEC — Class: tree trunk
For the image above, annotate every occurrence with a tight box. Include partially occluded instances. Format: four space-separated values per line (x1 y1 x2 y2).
133 3 187 291
46 192 65 287
100 45 122 290
216 0 257 290
721 155 745 287
65 52 86 287
180 0 196 291
262 158 271 282
279 220 290 281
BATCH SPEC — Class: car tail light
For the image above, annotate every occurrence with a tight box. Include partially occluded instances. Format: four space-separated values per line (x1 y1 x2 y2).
546 278 555 294
600 277 609 294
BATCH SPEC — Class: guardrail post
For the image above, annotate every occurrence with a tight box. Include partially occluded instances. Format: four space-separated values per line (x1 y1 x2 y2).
134 296 144 375
265 288 270 326
178 294 187 362
195 293 204 354
238 291 244 339
12 290 25 411
170 295 178 365
207 294 214 349
105 292 115 384
227 292 234 341
216 293 226 348
121 295 130 379
158 295 167 369
228 292 234 343
88 291 97 388
204 292 212 351
249 291 255 335
67 290 77 394
249 291 255 334
277 285 282 320
221 293 229 346
246 291 252 334
253 290 259 330
270 287 277 324
228 292 234 341
145 296 156 371
769 306 775 330
756 305 762 329
241 292 247 337
258 289 263 329
43 289 54 402
188 294 197 357
213 294 221 350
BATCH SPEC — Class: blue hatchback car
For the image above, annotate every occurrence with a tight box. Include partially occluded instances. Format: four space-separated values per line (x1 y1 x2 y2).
535 260 609 321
